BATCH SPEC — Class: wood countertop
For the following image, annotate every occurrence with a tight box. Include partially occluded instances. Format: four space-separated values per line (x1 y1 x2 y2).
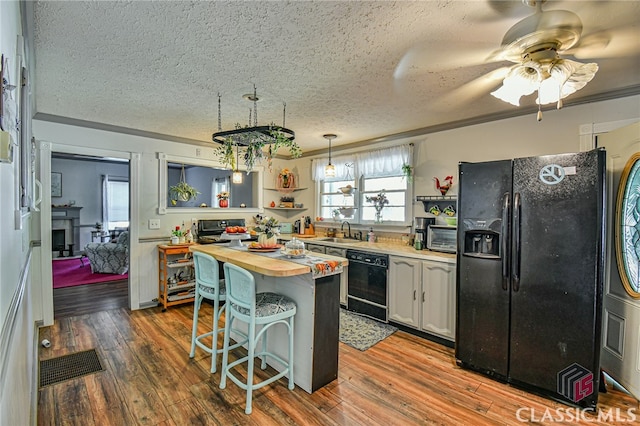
190 244 347 277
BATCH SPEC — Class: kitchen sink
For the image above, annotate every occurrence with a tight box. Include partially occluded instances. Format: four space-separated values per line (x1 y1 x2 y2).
315 237 362 244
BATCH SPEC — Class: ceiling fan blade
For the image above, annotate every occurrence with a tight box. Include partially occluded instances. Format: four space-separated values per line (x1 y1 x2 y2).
438 66 511 110
567 28 640 60
394 41 499 80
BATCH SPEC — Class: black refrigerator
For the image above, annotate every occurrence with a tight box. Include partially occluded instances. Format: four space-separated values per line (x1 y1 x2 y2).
455 149 605 410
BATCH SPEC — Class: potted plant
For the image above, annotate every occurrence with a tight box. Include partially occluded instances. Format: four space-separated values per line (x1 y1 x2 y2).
217 191 230 208
253 215 280 247
169 164 200 205
402 164 414 182
169 181 200 205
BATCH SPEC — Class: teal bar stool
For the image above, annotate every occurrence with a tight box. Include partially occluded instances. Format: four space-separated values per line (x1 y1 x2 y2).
189 252 244 373
219 262 297 414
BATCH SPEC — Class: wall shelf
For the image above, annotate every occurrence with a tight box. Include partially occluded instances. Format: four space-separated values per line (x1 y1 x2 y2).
416 195 457 214
265 187 307 193
264 206 308 217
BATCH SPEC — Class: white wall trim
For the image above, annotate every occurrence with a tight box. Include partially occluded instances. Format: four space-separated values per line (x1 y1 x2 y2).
0 245 32 401
39 141 137 323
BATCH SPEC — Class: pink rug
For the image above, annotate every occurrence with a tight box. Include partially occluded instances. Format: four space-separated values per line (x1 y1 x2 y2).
52 258 128 289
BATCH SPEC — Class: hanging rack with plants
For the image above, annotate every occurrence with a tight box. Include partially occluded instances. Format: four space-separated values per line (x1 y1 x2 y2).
212 87 302 173
169 164 200 206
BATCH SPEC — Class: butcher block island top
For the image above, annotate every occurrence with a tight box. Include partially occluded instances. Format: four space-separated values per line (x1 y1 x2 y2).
190 244 347 277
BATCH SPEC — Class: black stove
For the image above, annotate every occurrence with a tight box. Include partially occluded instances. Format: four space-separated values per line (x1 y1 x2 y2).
197 219 255 244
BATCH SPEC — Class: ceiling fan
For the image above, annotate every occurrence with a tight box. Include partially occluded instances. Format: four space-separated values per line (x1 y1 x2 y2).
395 0 616 121
488 0 598 119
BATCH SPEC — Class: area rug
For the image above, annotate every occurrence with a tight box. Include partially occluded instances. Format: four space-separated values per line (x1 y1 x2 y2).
52 258 128 289
339 308 397 351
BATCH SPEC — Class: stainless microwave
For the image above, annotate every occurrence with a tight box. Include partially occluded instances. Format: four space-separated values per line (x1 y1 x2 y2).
427 225 457 253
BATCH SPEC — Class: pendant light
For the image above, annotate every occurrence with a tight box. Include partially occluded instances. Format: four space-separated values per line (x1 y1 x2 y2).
232 143 243 184
324 134 337 178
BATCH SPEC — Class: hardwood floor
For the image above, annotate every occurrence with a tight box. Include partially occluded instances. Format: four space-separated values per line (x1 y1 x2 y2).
53 280 128 319
37 304 639 425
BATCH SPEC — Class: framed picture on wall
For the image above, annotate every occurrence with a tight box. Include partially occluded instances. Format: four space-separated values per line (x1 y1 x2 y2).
51 172 62 197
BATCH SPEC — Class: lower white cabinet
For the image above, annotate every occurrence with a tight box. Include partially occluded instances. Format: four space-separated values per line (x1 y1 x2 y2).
388 256 456 341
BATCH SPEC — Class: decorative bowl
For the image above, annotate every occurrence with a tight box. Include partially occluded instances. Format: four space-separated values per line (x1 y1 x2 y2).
338 185 355 195
444 217 457 227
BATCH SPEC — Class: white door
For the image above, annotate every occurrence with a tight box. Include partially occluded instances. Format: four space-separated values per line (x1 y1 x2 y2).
599 122 640 399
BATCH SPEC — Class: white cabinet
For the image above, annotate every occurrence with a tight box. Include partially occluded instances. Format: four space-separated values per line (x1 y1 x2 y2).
325 246 348 306
388 257 421 328
305 243 326 254
388 256 456 341
421 260 456 339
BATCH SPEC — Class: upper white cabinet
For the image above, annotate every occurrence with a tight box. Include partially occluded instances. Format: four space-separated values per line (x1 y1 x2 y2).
388 256 456 342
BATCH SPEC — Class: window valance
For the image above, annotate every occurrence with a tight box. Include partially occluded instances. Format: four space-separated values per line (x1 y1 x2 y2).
311 144 412 181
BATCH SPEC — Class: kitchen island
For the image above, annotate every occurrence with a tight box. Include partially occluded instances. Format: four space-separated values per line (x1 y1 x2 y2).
190 244 347 393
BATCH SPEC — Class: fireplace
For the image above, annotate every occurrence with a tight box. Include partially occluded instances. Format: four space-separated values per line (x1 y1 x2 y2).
52 229 65 250
52 206 82 257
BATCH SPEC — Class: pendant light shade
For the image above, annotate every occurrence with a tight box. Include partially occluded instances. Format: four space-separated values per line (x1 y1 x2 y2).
232 143 243 184
324 134 337 178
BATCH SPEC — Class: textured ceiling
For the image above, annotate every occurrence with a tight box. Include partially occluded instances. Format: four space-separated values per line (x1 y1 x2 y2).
30 1 640 154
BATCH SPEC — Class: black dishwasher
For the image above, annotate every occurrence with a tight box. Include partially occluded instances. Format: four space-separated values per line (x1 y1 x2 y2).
346 249 388 322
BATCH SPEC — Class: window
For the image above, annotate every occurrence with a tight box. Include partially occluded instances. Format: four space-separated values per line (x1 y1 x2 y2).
320 178 356 220
104 177 129 230
314 144 412 225
361 176 407 223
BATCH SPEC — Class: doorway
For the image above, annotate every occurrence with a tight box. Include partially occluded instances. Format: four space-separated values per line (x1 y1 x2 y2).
50 152 131 318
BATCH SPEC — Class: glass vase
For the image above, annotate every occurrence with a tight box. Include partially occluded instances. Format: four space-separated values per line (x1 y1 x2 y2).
375 210 383 223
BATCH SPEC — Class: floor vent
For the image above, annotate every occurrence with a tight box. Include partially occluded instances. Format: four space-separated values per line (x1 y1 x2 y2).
39 349 105 388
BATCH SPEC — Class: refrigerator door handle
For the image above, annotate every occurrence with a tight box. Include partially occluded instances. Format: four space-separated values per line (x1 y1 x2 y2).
501 193 510 291
512 192 521 292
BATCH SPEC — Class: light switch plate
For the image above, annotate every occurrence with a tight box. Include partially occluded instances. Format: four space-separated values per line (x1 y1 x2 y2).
0 131 13 163
149 219 160 229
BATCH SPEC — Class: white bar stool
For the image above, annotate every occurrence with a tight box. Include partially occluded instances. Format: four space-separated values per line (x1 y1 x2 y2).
219 262 297 414
189 252 243 373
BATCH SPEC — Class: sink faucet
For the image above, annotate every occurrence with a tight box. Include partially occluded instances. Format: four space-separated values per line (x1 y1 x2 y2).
341 221 351 239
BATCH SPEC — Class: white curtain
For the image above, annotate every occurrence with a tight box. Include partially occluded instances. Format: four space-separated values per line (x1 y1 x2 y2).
101 174 109 227
311 154 357 181
357 145 412 178
311 144 413 181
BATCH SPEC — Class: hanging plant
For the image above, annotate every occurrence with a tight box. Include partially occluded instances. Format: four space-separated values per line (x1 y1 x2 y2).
169 165 200 205
402 163 414 182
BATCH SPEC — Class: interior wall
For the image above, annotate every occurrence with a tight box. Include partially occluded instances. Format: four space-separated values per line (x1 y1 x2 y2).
33 94 640 308
0 2 35 425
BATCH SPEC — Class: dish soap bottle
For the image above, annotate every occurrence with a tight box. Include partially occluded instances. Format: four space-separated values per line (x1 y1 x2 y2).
367 228 375 243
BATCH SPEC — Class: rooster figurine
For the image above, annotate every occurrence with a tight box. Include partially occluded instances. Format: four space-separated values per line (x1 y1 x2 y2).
434 175 454 197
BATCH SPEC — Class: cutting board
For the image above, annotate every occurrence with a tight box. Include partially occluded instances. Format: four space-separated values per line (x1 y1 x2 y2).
295 234 317 238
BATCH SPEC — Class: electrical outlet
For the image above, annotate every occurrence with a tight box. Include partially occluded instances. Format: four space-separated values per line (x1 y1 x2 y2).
196 148 201 157
149 219 160 229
